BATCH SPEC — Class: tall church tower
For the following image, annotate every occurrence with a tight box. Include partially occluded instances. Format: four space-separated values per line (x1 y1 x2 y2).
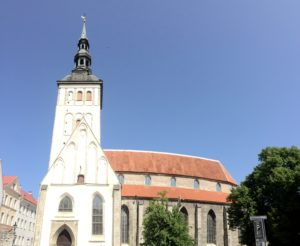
34 18 121 246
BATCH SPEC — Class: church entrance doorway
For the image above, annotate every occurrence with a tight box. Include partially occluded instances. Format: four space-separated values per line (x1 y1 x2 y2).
56 229 72 246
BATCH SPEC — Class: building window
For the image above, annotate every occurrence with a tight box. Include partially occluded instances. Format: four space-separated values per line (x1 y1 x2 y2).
144 175 151 186
86 91 92 101
194 179 200 189
77 91 83 101
118 174 124 185
170 177 176 187
92 195 103 235
180 207 188 224
58 196 72 212
216 183 221 192
121 205 129 244
207 210 216 244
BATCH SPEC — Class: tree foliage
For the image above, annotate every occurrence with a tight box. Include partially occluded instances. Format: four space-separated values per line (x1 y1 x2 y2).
142 192 194 246
227 146 300 246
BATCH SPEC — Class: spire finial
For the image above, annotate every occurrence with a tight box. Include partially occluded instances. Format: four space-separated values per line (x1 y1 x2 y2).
81 15 87 39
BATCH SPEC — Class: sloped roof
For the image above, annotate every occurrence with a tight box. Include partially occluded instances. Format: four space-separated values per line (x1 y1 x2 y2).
104 150 237 185
122 185 230 204
3 176 17 186
21 191 37 205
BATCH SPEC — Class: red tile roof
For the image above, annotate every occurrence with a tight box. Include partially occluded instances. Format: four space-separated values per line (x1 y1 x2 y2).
105 150 237 185
3 176 17 186
21 191 37 205
121 185 230 204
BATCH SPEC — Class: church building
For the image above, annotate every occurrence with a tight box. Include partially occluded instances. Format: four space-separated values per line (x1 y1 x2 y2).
33 18 240 246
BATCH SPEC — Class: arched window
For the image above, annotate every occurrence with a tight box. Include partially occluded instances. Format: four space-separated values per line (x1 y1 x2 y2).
170 177 176 187
86 91 92 101
194 179 200 189
92 195 103 235
207 210 216 244
77 91 83 101
58 196 72 212
180 207 188 224
144 175 151 186
216 183 222 192
121 205 129 244
118 174 125 185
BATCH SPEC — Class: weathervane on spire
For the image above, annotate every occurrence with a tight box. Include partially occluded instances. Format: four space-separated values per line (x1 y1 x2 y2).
80 14 87 39
81 15 86 23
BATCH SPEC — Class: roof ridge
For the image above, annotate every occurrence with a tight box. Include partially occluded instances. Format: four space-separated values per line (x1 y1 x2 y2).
104 149 219 163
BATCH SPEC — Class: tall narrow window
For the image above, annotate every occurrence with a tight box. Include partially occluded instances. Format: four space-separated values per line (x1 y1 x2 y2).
121 205 129 244
118 174 125 185
194 179 200 189
170 177 176 187
145 175 151 186
216 183 222 192
207 210 216 244
59 196 72 212
180 207 188 224
92 195 103 235
77 91 83 101
86 91 92 101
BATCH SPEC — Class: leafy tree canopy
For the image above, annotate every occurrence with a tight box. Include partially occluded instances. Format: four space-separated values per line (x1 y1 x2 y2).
142 191 194 246
227 146 300 246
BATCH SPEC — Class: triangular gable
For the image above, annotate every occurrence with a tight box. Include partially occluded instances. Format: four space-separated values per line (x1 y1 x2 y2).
42 118 118 186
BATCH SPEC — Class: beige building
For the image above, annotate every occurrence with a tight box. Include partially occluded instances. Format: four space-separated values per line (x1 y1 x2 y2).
34 18 240 246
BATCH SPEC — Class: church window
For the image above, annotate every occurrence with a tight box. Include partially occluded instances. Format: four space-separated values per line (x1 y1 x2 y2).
92 195 103 235
77 91 83 101
0 213 4 223
207 210 216 244
58 196 73 212
170 177 176 187
86 91 92 101
216 183 222 192
121 205 129 244
118 174 125 185
80 59 84 65
194 179 200 189
180 207 188 224
144 175 151 186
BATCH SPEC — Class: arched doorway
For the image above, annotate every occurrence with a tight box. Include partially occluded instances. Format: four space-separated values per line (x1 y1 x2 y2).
56 229 72 246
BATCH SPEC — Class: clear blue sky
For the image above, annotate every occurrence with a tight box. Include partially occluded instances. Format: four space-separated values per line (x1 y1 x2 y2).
1 0 300 197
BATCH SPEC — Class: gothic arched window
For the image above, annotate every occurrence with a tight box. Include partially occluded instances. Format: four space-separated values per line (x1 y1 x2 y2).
207 210 216 244
180 207 188 224
216 183 222 192
92 195 103 235
194 179 200 189
121 205 129 244
145 175 151 186
59 196 72 212
77 91 83 101
118 174 125 185
86 91 92 101
170 177 176 187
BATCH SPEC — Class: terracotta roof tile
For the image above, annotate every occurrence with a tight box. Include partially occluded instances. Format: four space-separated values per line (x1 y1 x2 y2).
21 191 37 206
121 185 230 204
3 176 17 186
104 150 237 185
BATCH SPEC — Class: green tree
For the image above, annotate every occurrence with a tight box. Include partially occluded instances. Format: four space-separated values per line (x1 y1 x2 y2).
142 191 194 246
227 146 300 246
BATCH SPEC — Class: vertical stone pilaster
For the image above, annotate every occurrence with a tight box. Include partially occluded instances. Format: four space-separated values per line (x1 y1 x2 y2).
33 185 48 246
113 185 121 246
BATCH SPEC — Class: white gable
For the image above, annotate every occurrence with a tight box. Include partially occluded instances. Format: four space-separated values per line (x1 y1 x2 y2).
42 118 118 186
